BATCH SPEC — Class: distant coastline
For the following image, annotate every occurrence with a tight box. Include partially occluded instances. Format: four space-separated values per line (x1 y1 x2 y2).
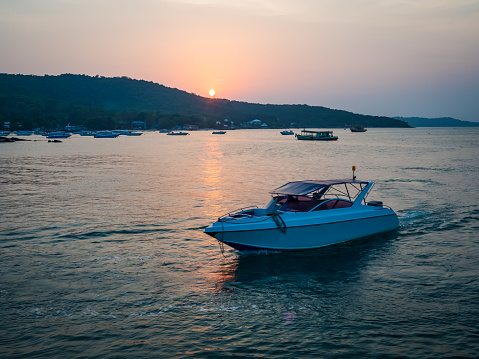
394 117 479 127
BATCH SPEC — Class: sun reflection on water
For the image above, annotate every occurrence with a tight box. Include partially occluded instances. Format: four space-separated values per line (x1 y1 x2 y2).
200 137 228 218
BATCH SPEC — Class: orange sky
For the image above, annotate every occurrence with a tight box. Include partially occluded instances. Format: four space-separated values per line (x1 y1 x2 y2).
1 0 479 121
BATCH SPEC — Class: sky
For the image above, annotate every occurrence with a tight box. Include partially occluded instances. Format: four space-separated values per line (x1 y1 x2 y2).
1 0 479 122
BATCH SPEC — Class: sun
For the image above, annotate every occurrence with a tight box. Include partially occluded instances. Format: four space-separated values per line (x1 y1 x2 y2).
209 89 216 97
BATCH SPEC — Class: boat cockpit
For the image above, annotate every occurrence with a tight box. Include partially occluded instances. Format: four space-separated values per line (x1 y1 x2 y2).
218 179 374 221
266 179 372 214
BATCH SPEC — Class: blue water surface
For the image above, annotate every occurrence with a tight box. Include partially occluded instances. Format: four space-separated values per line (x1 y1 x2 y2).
1 128 478 358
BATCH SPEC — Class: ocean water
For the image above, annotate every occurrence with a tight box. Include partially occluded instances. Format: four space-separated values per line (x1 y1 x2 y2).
1 128 478 358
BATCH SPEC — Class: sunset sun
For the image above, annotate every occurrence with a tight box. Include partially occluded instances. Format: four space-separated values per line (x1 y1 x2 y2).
209 89 215 97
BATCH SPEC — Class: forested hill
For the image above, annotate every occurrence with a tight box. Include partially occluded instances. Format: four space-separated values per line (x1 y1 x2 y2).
0 73 410 130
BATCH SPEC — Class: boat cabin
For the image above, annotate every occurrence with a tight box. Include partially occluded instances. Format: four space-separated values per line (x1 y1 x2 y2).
295 130 338 141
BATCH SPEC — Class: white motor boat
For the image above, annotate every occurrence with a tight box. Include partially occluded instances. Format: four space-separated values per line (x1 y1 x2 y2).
46 131 71 139
204 178 398 251
94 131 120 138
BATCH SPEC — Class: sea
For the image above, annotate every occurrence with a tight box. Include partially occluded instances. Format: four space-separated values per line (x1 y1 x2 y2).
1 127 478 358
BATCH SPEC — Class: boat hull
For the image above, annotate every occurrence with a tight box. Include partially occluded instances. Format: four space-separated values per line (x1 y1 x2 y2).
205 209 398 251
296 136 338 141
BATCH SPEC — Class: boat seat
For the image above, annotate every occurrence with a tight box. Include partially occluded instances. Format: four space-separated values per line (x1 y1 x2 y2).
280 199 322 212
313 199 353 211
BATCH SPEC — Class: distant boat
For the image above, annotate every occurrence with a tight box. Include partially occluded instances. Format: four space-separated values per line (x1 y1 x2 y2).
112 130 130 136
0 131 10 136
212 131 226 134
94 131 119 138
295 130 338 141
14 130 34 136
47 131 71 139
167 131 189 136
126 131 142 136
159 129 169 133
280 130 294 135
80 131 95 136
350 125 367 132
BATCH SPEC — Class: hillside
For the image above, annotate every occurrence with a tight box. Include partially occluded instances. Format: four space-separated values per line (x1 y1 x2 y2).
394 117 479 127
0 73 411 130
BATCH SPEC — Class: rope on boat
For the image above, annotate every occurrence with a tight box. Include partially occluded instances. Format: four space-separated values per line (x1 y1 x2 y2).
271 212 287 234
218 240 226 258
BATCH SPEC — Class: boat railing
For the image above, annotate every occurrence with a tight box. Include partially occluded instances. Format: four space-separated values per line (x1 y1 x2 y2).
218 206 258 221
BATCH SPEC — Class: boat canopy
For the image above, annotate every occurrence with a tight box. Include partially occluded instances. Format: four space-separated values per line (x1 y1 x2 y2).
270 179 369 196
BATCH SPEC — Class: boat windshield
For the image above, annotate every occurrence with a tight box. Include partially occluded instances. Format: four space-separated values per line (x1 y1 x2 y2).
271 179 368 197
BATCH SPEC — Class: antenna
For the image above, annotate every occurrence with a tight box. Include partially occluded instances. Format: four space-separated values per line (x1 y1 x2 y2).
352 165 356 180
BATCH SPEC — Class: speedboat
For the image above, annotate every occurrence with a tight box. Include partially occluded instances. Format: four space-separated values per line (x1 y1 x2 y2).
295 130 338 141
280 130 294 135
204 177 398 251
212 131 226 134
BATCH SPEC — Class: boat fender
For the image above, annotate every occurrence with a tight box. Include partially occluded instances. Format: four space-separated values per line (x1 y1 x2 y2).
271 213 287 234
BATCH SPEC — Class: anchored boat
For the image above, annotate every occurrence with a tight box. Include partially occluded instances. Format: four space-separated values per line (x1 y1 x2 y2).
205 172 398 251
295 130 338 141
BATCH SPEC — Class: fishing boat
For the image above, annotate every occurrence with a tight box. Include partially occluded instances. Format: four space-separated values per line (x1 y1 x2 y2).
295 130 338 141
212 131 226 134
280 130 294 135
167 131 190 136
350 125 367 132
204 170 398 251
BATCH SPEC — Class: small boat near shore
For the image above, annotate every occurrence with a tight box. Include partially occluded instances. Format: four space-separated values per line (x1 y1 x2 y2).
212 131 226 134
47 132 71 139
94 131 119 138
280 130 295 135
350 125 367 132
205 172 398 251
295 129 338 141
14 131 34 136
167 131 190 136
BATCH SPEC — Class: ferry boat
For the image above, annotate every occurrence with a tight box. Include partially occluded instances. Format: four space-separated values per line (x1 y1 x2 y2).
295 130 338 141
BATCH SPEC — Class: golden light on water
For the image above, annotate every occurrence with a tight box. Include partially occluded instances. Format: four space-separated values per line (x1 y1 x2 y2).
200 138 227 218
